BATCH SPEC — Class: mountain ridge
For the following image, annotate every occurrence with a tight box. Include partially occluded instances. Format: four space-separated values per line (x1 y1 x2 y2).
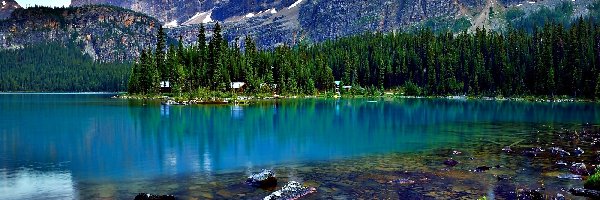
0 5 160 62
0 0 21 19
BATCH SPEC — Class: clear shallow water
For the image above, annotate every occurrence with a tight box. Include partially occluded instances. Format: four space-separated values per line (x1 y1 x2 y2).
1 94 600 199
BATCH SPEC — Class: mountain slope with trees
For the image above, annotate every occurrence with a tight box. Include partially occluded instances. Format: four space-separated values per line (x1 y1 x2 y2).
0 42 130 92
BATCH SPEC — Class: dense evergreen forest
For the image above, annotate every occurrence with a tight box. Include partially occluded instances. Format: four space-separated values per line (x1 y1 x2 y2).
0 42 130 92
130 18 600 99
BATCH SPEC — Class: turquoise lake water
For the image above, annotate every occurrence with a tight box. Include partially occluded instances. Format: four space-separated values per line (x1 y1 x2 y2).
1 94 600 199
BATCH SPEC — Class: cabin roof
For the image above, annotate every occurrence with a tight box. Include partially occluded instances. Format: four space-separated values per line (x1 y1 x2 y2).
230 82 246 89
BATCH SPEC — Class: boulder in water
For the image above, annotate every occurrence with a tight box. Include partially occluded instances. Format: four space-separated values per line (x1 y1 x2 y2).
263 181 316 200
246 169 277 188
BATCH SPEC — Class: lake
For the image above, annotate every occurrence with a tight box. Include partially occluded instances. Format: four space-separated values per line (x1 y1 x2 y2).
1 94 600 199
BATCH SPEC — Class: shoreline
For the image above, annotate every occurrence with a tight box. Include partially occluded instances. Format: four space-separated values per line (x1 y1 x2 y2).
114 93 598 105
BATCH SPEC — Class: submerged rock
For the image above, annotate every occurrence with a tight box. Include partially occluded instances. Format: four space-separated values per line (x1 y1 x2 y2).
523 147 545 157
555 160 568 167
134 193 176 200
263 181 316 200
502 146 513 153
443 159 458 167
246 169 277 188
570 163 589 175
557 174 582 180
389 178 415 185
517 188 543 200
574 147 585 156
496 175 512 181
549 147 570 157
569 188 600 198
474 166 491 172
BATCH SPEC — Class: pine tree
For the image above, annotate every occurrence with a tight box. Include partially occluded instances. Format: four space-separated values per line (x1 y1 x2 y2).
172 63 186 95
156 27 167 82
596 73 600 99
195 24 208 88
128 61 140 94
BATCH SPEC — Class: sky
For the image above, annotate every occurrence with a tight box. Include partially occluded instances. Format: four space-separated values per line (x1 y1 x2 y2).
15 0 71 8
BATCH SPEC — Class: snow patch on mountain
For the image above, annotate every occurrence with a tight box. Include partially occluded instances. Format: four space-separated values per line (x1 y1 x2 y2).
288 0 303 9
181 11 214 26
164 20 178 28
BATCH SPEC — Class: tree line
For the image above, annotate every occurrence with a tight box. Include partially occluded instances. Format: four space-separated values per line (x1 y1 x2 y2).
129 19 600 99
0 42 130 92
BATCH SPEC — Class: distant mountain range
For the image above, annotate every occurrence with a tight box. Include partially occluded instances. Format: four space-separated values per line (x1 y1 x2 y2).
0 0 597 62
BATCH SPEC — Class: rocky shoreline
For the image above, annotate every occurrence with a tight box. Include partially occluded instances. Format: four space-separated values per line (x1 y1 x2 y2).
113 93 596 107
123 125 600 200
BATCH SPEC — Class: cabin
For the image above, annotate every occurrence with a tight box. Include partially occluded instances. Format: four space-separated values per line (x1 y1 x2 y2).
230 82 246 92
334 81 342 96
160 81 171 93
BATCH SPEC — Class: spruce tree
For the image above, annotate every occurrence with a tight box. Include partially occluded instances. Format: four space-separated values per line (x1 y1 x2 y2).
156 27 167 82
596 73 600 100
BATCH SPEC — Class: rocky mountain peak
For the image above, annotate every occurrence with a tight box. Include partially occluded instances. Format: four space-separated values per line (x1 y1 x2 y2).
0 0 21 19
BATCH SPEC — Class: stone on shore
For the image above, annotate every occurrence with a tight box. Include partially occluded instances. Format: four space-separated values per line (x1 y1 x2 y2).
263 181 316 200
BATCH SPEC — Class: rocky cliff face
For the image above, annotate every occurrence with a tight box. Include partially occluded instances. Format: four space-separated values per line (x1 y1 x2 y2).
165 0 491 48
0 0 21 19
71 0 297 24
0 5 160 61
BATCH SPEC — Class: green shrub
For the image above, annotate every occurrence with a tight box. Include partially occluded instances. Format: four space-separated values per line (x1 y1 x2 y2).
585 171 600 190
403 82 422 96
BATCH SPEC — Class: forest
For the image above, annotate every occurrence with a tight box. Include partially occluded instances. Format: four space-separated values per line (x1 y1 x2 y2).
129 18 600 99
0 42 130 92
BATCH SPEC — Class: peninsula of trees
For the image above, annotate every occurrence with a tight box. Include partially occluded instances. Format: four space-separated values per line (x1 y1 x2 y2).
128 19 600 100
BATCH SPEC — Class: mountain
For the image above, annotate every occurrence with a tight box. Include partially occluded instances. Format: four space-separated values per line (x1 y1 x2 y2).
71 0 595 49
0 0 596 63
0 0 20 19
0 5 160 62
70 0 298 24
